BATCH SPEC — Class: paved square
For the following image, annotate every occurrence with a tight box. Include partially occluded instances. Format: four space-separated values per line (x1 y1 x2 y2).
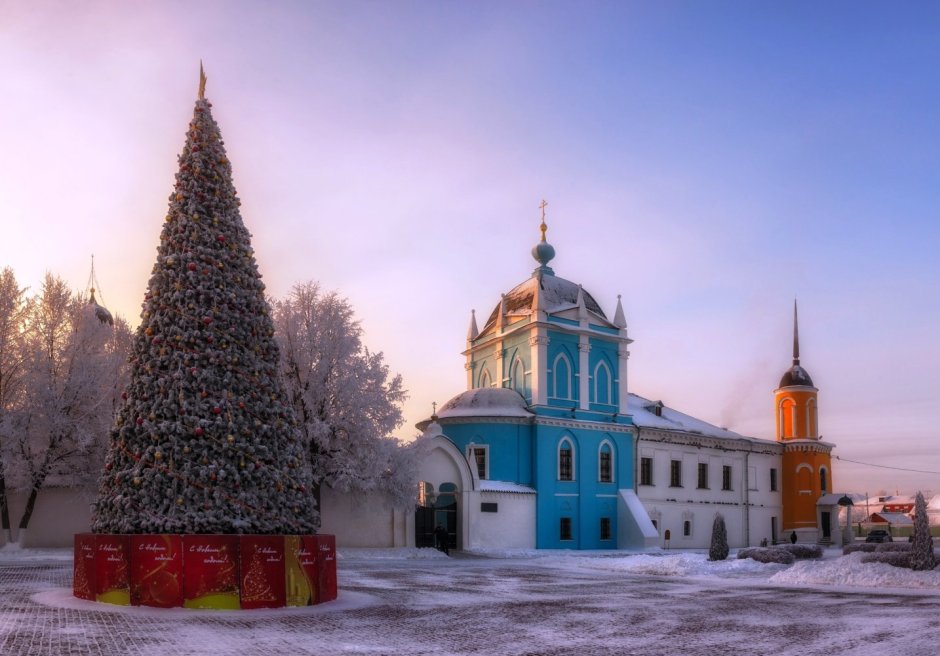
1 553 938 655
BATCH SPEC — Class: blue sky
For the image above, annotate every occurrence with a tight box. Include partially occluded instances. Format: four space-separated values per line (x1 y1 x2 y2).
1 1 938 494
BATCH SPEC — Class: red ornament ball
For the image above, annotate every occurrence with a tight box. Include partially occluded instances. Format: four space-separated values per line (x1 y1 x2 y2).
194 427 205 437
187 262 197 271
136 417 144 426
212 406 222 415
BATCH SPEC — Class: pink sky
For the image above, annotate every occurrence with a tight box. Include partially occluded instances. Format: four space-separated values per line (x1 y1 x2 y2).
2 2 938 495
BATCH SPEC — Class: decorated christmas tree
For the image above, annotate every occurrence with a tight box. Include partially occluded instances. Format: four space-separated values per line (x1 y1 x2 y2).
92 67 317 535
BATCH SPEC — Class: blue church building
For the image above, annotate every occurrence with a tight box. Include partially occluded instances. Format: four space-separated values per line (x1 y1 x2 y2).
416 215 658 550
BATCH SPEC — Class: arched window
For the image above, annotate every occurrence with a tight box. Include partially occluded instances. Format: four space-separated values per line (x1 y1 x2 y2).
593 360 612 405
552 353 572 400
558 438 574 481
598 441 613 483
807 398 817 437
511 357 526 396
779 399 795 438
478 368 491 389
819 467 828 493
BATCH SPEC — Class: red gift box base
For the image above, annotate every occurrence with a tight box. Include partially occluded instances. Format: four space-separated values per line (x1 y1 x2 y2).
73 533 337 610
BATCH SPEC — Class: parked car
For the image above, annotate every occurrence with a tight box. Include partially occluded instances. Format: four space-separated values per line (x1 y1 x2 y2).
865 529 893 543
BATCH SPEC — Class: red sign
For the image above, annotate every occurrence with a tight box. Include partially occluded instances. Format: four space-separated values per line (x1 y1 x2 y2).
130 535 183 608
238 535 286 609
73 534 96 601
95 534 130 605
182 535 240 609
285 535 319 606
317 534 337 603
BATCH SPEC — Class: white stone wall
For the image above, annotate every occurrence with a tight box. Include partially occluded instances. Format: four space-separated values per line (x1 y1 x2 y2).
637 432 783 549
0 487 96 547
319 485 410 548
468 491 536 550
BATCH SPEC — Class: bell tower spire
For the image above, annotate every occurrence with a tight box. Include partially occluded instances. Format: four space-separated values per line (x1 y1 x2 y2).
793 299 800 365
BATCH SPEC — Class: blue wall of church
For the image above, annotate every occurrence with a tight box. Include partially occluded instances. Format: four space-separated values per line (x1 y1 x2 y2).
441 422 535 486
532 420 632 549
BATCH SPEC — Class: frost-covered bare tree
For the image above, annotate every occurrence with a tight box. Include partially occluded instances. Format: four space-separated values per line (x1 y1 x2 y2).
0 268 31 543
7 273 131 543
274 282 415 510
910 491 936 571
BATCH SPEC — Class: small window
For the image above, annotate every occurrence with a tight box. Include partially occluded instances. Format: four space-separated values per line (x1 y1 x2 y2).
599 443 612 483
651 519 658 531
600 517 612 541
820 468 828 493
770 468 778 492
560 517 573 541
670 460 682 487
683 520 691 537
697 463 708 489
559 440 574 481
468 446 488 480
722 465 732 491
640 457 653 486
481 502 498 513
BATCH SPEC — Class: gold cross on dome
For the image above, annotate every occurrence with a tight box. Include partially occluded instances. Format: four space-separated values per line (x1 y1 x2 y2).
432 401 437 416
539 199 548 221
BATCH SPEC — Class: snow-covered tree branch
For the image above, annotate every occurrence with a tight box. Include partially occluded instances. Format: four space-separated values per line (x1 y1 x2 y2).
274 281 418 508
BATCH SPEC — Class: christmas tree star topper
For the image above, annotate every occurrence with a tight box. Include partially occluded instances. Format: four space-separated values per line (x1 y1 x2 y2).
198 61 207 100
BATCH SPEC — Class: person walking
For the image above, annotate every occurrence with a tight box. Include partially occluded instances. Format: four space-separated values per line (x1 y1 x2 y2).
790 531 798 544
434 525 450 555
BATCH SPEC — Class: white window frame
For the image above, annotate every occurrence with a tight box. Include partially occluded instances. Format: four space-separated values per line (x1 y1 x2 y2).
593 360 612 405
551 352 573 400
510 355 526 396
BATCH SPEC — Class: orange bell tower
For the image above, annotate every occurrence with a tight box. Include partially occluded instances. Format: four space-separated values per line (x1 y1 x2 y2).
776 301 833 543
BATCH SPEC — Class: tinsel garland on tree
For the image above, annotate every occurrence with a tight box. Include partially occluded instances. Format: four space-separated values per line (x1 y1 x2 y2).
92 87 317 534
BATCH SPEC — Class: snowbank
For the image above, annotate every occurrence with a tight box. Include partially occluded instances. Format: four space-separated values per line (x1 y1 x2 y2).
0 546 72 563
337 547 449 560
577 552 786 578
770 551 940 590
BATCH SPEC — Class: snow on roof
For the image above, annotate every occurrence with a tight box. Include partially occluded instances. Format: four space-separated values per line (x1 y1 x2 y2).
436 387 534 420
482 273 607 330
870 512 914 525
628 393 769 443
479 480 537 494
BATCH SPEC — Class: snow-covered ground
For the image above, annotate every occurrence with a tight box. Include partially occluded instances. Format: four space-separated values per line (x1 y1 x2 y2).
1 546 938 655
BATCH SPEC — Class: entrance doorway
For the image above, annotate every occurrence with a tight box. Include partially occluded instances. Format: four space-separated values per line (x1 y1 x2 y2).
414 481 457 551
771 517 778 545
821 511 831 540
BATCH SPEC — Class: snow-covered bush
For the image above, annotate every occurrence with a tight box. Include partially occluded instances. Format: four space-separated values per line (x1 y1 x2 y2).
861 552 912 569
911 491 937 571
843 543 877 555
779 544 822 559
876 542 912 553
708 513 729 561
737 547 795 564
